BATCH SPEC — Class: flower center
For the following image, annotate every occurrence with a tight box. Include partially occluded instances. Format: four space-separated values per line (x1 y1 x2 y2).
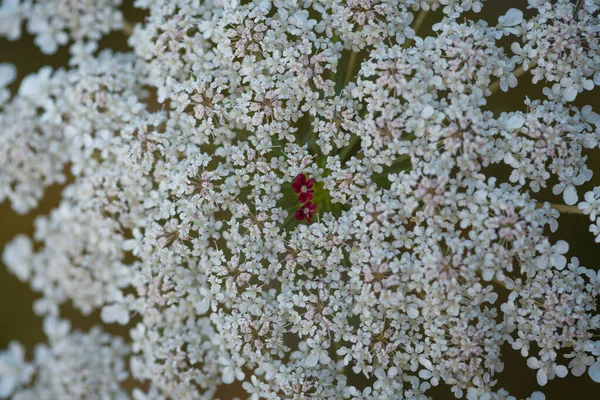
301 185 308 193
304 207 310 214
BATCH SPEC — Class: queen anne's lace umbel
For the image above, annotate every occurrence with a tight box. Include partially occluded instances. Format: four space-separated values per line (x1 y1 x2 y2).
1 0 600 399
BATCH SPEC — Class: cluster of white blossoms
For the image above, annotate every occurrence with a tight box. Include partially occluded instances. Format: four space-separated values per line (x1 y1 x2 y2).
1 0 600 399
0 0 124 54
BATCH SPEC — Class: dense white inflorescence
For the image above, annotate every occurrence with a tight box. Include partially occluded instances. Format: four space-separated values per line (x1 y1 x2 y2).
1 0 600 399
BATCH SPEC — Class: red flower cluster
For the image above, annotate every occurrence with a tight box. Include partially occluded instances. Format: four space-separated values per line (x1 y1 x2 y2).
291 173 315 202
292 174 317 223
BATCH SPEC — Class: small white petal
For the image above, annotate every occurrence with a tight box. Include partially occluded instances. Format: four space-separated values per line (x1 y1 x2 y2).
419 356 433 370
194 299 210 315
222 367 235 384
305 350 320 367
419 369 433 379
527 357 542 369
552 183 565 196
101 304 130 325
1 235 32 281
319 351 331 365
553 365 567 378
500 8 523 27
536 368 548 386
588 361 600 382
421 105 434 119
506 115 525 130
482 269 494 281
407 304 419 319
551 254 567 270
563 184 578 205
474 190 487 204
554 240 568 254
485 292 498 304
43 317 70 338
0 63 17 87
235 368 245 381
530 391 545 400
582 79 594 91
563 86 577 102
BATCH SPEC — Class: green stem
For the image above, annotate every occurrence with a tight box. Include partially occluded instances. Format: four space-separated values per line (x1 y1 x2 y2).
303 118 315 149
574 0 584 20
535 202 583 214
413 10 428 35
343 51 360 88
403 10 428 49
122 20 134 36
549 204 583 214
339 136 360 164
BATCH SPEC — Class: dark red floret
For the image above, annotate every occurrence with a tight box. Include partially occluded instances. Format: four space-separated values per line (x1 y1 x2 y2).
291 174 315 203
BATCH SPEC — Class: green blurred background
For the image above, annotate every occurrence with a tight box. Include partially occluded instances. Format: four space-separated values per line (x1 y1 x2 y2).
1 1 599 398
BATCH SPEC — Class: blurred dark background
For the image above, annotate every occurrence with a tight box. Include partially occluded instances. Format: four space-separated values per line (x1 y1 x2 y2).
1 1 598 398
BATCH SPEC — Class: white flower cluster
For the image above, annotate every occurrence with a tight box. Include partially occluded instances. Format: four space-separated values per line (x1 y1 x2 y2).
579 186 600 242
0 317 130 399
0 63 16 106
1 0 600 399
0 0 124 54
512 0 600 102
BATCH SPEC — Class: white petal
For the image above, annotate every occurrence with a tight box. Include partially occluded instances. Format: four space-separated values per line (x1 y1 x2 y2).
474 190 487 204
407 304 419 319
1 235 32 281
536 368 548 386
551 254 567 270
563 86 578 102
554 240 568 254
582 79 594 91
305 350 320 367
572 362 585 377
101 304 130 325
258 0 271 13
0 378 16 399
482 269 494 281
319 351 331 365
222 367 235 384
583 107 600 126
588 361 600 382
235 368 245 381
552 183 565 196
527 357 542 369
0 63 16 87
530 391 545 400
485 292 498 304
419 356 433 370
421 105 434 119
553 364 567 378
122 239 137 251
506 115 525 130
43 317 70 338
194 299 210 315
419 369 433 379
563 184 578 205
501 8 523 27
